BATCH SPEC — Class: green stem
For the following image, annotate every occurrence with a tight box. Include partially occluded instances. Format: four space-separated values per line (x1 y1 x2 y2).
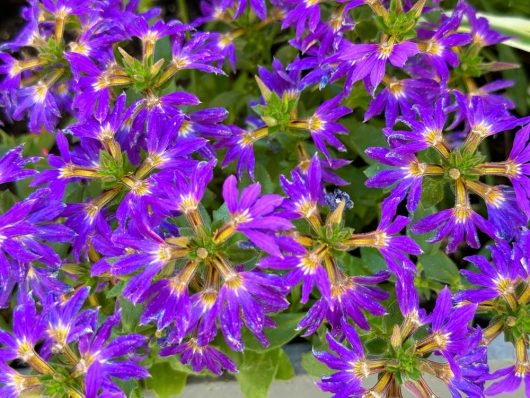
178 0 189 24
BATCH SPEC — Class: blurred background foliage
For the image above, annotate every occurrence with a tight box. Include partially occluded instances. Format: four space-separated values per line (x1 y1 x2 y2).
0 1 529 396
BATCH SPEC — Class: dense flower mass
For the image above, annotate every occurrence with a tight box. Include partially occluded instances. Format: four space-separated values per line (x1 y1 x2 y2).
0 0 529 396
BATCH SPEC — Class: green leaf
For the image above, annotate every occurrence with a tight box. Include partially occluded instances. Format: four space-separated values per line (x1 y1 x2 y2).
106 282 125 298
146 362 188 398
235 349 281 398
420 177 445 209
342 120 387 164
119 298 143 333
336 251 370 275
243 313 305 352
0 190 18 212
360 247 387 273
275 349 295 380
213 203 230 223
300 351 331 378
419 252 460 286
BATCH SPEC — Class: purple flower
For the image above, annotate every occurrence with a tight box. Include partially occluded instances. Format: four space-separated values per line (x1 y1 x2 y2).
137 261 195 336
348 199 422 276
486 365 530 396
174 160 215 215
215 270 289 350
365 147 442 212
282 1 323 38
302 96 351 161
130 16 188 54
0 362 41 397
459 2 509 47
411 195 497 253
280 154 324 220
91 222 182 303
313 320 367 397
265 244 331 304
0 189 72 274
463 97 529 146
335 40 419 93
297 271 390 335
0 145 38 185
66 53 129 122
12 84 61 133
0 294 48 371
30 132 99 200
222 175 292 256
385 97 449 157
76 310 148 398
219 124 260 180
395 268 422 320
447 328 489 398
455 242 523 305
166 31 226 76
43 287 98 355
365 77 440 127
68 92 128 143
417 15 471 82
494 124 530 217
160 339 237 376
258 58 301 98
418 287 477 360
481 185 526 240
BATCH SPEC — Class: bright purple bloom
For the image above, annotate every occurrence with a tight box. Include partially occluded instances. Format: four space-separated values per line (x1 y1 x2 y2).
447 328 489 398
160 339 237 376
455 242 523 304
282 1 323 38
222 175 292 256
313 320 367 397
91 222 176 303
30 132 99 200
459 2 509 47
464 97 529 141
297 271 390 335
364 78 440 127
349 199 422 276
483 186 526 241
0 146 38 185
77 310 148 398
0 294 45 364
215 270 289 351
365 147 428 212
65 53 117 122
130 16 188 44
0 189 71 272
335 40 419 93
504 124 530 216
12 84 61 133
43 287 98 352
411 206 497 253
424 287 477 359
219 124 259 179
280 154 324 219
486 365 530 396
174 160 215 213
262 244 331 305
417 15 471 82
305 96 350 161
169 32 226 75
258 58 301 98
385 97 448 156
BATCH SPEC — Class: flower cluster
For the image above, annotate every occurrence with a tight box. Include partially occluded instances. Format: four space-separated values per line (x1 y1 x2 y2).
0 0 529 397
